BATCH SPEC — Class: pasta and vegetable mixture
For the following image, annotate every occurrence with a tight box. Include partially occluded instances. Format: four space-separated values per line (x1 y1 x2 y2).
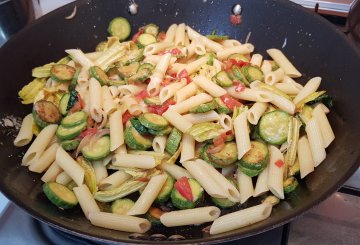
14 17 335 235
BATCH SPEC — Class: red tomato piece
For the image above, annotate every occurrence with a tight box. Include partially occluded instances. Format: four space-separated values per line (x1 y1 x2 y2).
79 128 97 138
233 81 246 92
275 160 285 168
132 29 144 43
220 94 242 111
230 14 242 25
135 89 150 100
122 111 134 124
178 69 191 84
157 31 166 42
174 177 193 202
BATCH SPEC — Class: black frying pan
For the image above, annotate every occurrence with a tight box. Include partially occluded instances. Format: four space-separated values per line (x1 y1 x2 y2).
0 0 359 244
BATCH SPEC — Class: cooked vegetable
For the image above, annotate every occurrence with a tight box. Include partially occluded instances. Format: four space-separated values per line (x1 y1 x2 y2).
59 93 70 115
262 195 280 206
171 177 203 209
189 100 218 113
138 113 169 131
259 110 290 145
144 96 161 105
214 71 233 87
238 141 269 173
118 62 140 78
43 182 78 209
33 100 61 128
256 82 292 101
128 63 154 83
306 93 333 108
206 34 229 41
214 97 232 114
68 69 80 91
155 173 174 204
284 117 302 178
269 60 280 71
228 53 249 62
296 91 326 111
95 179 146 202
89 66 110 85
211 178 237 208
144 24 160 37
165 128 182 155
82 136 111 161
241 65 264 82
200 144 223 168
61 111 87 128
188 122 223 142
146 207 165 225
108 17 131 41
77 157 97 194
56 122 87 140
118 48 144 66
130 117 149 135
95 41 107 52
208 141 238 167
137 33 157 47
111 198 135 215
147 126 173 136
232 66 250 86
66 90 79 112
32 62 55 78
50 64 76 82
60 139 80 151
18 78 46 104
298 105 313 124
283 176 299 194
237 164 263 177
125 126 153 150
288 158 300 176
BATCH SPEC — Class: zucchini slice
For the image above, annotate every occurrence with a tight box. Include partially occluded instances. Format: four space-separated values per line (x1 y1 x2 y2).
89 66 109 85
59 93 70 116
284 176 299 194
50 64 76 82
155 173 174 204
144 96 161 105
147 126 173 136
111 198 135 215
211 178 237 208
171 178 204 210
208 142 238 167
237 164 263 177
43 182 78 209
214 98 232 114
108 17 131 41
188 122 222 142
61 111 87 128
189 100 218 113
232 66 250 86
125 126 153 150
130 117 149 135
238 141 269 171
77 157 97 194
269 60 280 71
118 62 140 78
60 139 80 151
214 71 233 87
200 144 229 168
68 68 80 91
137 33 157 47
138 113 169 131
259 110 290 145
228 53 249 62
56 122 87 141
146 207 165 225
241 65 264 83
128 63 154 83
144 24 160 37
165 128 182 155
82 136 111 161
33 100 61 128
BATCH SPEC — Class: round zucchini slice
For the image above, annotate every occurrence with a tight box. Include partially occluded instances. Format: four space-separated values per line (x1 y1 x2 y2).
208 142 238 167
171 178 204 210
211 178 238 208
89 66 109 85
61 111 87 128
56 122 87 141
81 136 111 161
259 110 290 145
60 139 80 151
124 126 153 150
59 93 70 115
155 173 174 204
107 17 131 41
43 182 78 209
238 141 269 171
33 100 62 128
111 198 135 215
50 64 76 82
237 164 263 177
200 144 225 169
138 113 169 131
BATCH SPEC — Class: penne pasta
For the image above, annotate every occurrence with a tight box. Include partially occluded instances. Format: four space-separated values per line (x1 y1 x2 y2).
226 87 272 102
171 93 213 114
102 86 117 115
29 143 59 173
216 44 254 60
55 147 85 186
305 118 326 167
41 161 62 183
264 68 285 85
143 42 173 56
14 114 33 147
55 171 72 185
89 78 103 122
183 110 220 124
159 162 192 179
112 153 156 169
99 170 131 190
267 145 285 199
164 24 177 43
247 102 268 125
253 167 269 197
177 56 208 76
234 112 251 160
109 109 124 151
175 23 186 46
293 77 321 105
250 53 263 67
152 135 167 153
163 109 193 133
237 168 254 204
297 136 315 179
159 80 186 103
267 49 301 78
93 161 108 184
174 82 198 103
148 53 172 96
312 104 335 148
219 113 233 131
192 76 227 97
180 133 195 163
74 185 100 220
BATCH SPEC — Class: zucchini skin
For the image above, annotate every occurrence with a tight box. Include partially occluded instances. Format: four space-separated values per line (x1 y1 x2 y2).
147 126 172 136
130 117 149 135
61 111 87 128
111 198 135 215
89 66 109 85
43 182 78 209
155 174 174 204
60 139 80 151
241 65 264 83
208 142 238 167
237 164 262 177
50 64 76 82
59 93 70 116
214 98 232 114
284 177 299 194
189 100 218 113
165 128 182 155
56 122 87 141
171 178 204 210
238 141 269 171
124 126 153 150
215 71 233 87
200 144 227 169
138 113 169 131
82 136 111 161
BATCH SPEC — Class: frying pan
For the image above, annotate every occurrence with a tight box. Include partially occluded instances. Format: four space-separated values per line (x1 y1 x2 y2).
0 0 359 243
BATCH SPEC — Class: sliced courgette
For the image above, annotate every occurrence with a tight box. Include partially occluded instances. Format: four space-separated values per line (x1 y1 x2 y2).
214 71 233 87
108 17 131 41
60 139 80 151
81 136 111 161
228 53 249 62
232 66 250 86
144 96 161 105
144 24 159 37
137 33 157 47
155 173 174 204
241 65 264 83
284 176 299 194
50 64 76 82
214 97 232 114
188 122 222 142
130 117 149 135
118 62 140 78
56 122 87 141
61 111 87 128
59 93 70 115
146 207 165 225
68 69 80 91
147 126 173 136
43 182 78 209
238 141 269 171
111 198 135 215
200 144 228 169
211 178 237 208
128 63 154 83
208 141 238 167
171 178 204 210
89 66 110 85
189 100 218 113
138 113 169 131
124 126 153 150
77 157 97 194
33 100 62 128
259 110 290 145
165 128 182 155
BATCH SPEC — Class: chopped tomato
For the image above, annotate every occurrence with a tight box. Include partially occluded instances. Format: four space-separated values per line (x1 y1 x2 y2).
157 31 166 42
220 94 242 111
147 99 175 115
87 116 95 128
275 160 285 168
79 128 97 138
77 94 85 108
229 59 249 68
122 111 134 124
69 101 82 113
135 89 150 100
136 177 150 182
224 60 234 71
159 48 182 56
230 14 242 25
178 69 191 84
174 177 193 202
207 131 233 154
233 81 246 92
132 29 144 43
